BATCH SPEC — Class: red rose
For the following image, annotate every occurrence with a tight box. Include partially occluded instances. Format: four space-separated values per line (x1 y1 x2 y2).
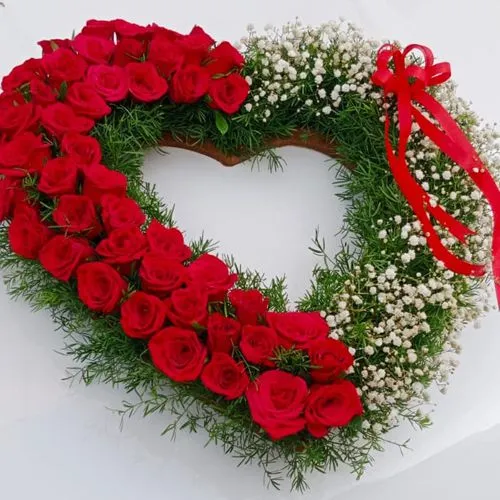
96 226 147 264
66 82 111 120
179 26 215 64
266 312 329 349
164 285 208 328
240 325 278 367
0 93 38 137
2 58 44 92
41 103 94 138
120 291 166 339
52 194 101 237
145 220 191 261
209 73 250 115
30 78 57 106
169 65 210 104
61 132 102 167
39 235 94 281
148 33 184 78
76 261 127 313
228 289 269 325
149 326 206 382
0 177 21 221
82 164 127 203
114 19 153 40
80 19 116 39
308 339 354 383
206 312 241 353
246 370 307 440
139 253 187 296
86 65 129 102
42 48 87 84
0 132 51 178
201 352 249 400
101 195 146 232
126 62 168 103
113 38 147 67
37 39 71 55
71 34 115 64
8 204 52 259
305 381 363 438
38 156 78 196
206 42 245 76
187 254 238 301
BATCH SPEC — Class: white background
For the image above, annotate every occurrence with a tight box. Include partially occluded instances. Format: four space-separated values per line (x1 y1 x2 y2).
1 1 499 499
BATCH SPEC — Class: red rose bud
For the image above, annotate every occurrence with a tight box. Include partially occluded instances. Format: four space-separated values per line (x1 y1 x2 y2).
305 381 363 438
38 157 79 197
61 132 102 167
266 311 329 350
30 78 57 106
246 370 307 440
205 41 245 76
41 48 87 84
169 65 210 104
148 34 185 78
139 253 187 296
52 194 101 237
96 226 147 265
80 19 116 40
206 312 241 353
86 65 129 102
208 73 249 115
164 285 208 328
37 39 71 55
113 38 147 67
114 19 153 40
179 26 215 65
71 34 115 65
120 291 166 339
126 62 168 103
201 352 249 400
0 93 38 137
240 325 278 367
0 132 51 178
8 204 52 259
41 103 94 138
148 327 207 383
39 235 94 281
76 261 127 313
66 82 111 120
187 254 238 301
145 220 192 261
82 164 127 203
308 338 354 383
228 288 269 325
2 58 45 92
101 195 146 232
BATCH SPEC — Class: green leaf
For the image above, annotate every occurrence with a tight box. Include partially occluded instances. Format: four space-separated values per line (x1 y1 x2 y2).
58 81 68 100
214 111 229 135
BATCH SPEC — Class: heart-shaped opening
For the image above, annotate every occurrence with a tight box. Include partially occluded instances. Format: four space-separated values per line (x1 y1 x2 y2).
143 146 349 303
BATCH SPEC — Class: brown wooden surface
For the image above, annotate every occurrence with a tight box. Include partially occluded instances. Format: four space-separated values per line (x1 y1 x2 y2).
158 129 346 167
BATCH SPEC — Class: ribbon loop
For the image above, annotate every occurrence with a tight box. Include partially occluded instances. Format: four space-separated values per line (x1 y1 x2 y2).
372 44 500 305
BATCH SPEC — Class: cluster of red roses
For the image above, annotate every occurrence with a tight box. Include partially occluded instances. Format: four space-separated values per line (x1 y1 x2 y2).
0 19 362 442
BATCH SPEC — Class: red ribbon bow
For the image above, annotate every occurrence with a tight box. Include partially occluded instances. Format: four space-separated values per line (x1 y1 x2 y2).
372 43 500 306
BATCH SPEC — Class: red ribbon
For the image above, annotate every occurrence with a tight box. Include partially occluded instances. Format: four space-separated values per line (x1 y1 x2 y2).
372 43 500 306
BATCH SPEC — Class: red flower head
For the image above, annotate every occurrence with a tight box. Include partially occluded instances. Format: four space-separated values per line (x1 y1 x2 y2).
201 353 249 400
86 65 129 102
228 288 269 325
61 133 102 168
42 48 87 84
308 338 354 383
100 195 146 232
145 220 192 261
164 285 208 328
240 325 278 367
139 253 187 296
305 381 363 438
246 370 307 440
71 34 115 64
126 62 168 103
82 164 127 203
120 291 166 339
149 327 207 383
66 82 111 120
96 226 147 265
205 42 245 76
41 103 94 138
38 156 79 197
169 65 210 104
206 312 241 354
209 73 249 114
52 194 101 237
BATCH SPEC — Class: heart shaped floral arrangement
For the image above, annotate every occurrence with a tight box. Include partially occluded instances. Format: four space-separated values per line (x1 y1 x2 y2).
0 18 498 491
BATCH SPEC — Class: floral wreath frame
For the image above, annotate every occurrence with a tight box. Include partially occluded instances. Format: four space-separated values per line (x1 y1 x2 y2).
0 18 498 491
